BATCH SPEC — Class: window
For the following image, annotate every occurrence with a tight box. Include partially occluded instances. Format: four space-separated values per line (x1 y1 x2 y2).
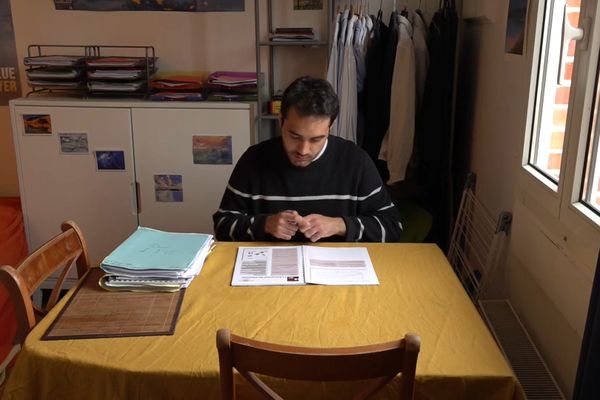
524 0 600 229
583 68 600 213
528 0 581 186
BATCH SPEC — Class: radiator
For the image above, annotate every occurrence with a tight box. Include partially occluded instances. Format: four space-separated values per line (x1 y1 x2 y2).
478 299 565 399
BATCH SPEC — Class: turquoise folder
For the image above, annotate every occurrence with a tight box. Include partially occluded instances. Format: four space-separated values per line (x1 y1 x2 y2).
101 227 212 271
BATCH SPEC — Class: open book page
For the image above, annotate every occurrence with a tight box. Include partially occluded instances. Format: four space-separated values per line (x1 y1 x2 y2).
302 246 379 285
231 246 305 286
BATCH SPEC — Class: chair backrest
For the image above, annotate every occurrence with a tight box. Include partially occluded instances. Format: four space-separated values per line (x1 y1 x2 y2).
216 329 421 400
447 173 512 302
0 220 90 345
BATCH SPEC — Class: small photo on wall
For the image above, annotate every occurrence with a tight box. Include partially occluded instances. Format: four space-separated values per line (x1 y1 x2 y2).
154 174 183 202
505 0 529 55
193 135 232 165
59 133 88 154
95 150 125 171
23 114 52 134
294 0 322 10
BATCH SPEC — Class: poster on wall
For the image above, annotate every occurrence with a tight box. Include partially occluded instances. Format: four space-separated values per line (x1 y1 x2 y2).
505 0 529 55
0 0 21 105
53 0 244 12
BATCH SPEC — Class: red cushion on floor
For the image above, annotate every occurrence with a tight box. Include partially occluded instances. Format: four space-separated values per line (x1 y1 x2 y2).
0 286 17 364
0 197 28 267
0 197 27 368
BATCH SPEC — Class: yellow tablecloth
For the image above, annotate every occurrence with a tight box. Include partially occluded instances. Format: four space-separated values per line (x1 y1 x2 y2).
3 243 524 400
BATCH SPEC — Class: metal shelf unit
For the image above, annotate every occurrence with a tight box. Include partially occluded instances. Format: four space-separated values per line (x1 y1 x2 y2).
254 0 333 140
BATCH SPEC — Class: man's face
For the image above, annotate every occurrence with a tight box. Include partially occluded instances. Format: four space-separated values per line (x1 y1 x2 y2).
280 107 331 168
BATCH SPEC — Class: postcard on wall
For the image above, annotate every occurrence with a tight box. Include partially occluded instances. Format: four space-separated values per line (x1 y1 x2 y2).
59 133 88 154
95 150 125 171
505 0 529 55
192 135 232 165
23 114 52 134
53 0 244 12
294 0 322 10
154 174 183 202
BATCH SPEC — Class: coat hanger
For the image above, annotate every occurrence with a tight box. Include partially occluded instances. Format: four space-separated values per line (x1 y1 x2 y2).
401 3 408 17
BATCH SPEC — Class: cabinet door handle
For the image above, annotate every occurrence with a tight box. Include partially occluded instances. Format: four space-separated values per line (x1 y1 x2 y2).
131 182 141 215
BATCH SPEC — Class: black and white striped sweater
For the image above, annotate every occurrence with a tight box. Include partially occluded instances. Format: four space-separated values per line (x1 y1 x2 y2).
213 135 402 242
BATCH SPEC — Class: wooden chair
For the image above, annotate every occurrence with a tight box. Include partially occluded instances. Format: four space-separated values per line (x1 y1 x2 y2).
0 220 90 386
216 329 421 400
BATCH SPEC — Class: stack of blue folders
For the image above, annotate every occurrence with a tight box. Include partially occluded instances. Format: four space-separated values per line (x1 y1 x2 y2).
99 227 214 292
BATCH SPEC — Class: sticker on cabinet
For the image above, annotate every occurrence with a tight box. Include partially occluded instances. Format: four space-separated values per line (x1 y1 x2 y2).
59 133 88 154
95 150 125 171
23 114 52 134
154 174 183 202
192 135 232 165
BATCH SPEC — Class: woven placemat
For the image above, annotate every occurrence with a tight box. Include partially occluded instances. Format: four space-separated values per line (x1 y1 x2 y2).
42 268 185 340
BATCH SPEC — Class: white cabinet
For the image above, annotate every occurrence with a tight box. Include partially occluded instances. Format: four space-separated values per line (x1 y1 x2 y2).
10 98 253 287
132 107 252 232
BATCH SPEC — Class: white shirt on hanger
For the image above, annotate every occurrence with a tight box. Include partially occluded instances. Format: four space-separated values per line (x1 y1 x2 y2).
327 11 343 137
379 14 416 184
413 11 429 111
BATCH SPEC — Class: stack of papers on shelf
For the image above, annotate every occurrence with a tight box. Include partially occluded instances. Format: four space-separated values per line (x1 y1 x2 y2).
24 55 84 67
28 80 83 88
269 27 316 41
207 71 257 87
99 227 214 292
88 80 145 92
205 71 257 100
151 73 205 90
86 57 154 68
26 68 81 80
88 69 144 79
232 246 379 286
150 91 204 101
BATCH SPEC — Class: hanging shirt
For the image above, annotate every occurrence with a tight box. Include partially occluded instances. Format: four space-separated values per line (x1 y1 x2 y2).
337 9 350 87
336 14 358 143
413 10 429 111
353 16 367 93
327 12 342 98
379 14 416 185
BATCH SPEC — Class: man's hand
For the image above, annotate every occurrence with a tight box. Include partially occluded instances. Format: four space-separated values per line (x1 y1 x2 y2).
265 210 303 240
297 214 346 242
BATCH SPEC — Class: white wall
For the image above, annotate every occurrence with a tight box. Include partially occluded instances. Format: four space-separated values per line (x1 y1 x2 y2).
2 0 260 195
457 0 598 396
0 0 441 194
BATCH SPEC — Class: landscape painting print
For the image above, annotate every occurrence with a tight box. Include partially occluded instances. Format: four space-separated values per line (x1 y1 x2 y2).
95 150 125 170
23 114 52 134
193 135 232 165
54 0 244 12
59 133 88 153
154 174 183 202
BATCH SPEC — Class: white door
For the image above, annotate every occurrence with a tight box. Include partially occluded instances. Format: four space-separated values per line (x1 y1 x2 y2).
132 107 252 234
12 106 138 280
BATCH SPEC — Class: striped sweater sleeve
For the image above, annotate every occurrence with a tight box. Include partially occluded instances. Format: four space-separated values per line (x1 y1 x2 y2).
342 155 403 243
212 152 270 241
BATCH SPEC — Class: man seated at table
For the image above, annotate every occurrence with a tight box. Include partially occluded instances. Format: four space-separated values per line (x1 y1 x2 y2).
212 76 402 242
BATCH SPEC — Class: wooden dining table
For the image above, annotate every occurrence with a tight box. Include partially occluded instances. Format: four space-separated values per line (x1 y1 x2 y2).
3 242 524 399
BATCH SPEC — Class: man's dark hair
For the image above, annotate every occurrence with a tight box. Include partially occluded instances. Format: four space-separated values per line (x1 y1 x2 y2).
280 76 339 126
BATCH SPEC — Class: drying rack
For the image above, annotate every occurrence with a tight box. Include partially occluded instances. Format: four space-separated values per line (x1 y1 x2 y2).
25 44 156 98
